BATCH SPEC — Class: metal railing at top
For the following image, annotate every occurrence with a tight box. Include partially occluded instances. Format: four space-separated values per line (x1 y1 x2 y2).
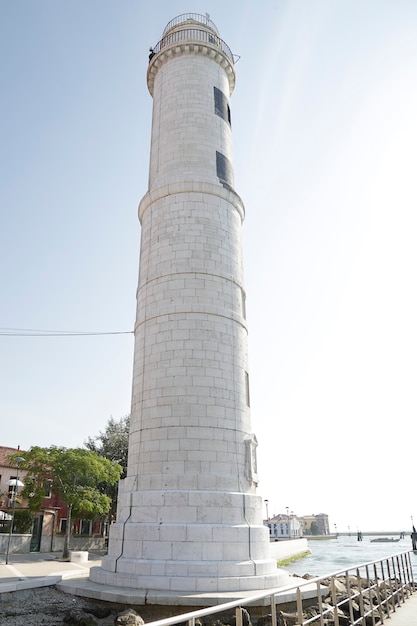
162 14 219 36
150 28 234 65
141 551 416 626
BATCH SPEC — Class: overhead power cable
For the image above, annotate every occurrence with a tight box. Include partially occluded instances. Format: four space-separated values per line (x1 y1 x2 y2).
0 327 133 337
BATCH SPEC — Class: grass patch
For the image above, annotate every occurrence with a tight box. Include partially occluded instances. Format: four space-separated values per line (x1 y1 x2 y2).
277 550 311 567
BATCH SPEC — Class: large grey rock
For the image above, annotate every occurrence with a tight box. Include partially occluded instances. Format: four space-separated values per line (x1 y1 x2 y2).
114 608 145 626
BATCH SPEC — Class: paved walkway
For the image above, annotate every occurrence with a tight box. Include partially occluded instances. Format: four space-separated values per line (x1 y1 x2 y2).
380 592 417 625
0 551 100 593
1 552 417 624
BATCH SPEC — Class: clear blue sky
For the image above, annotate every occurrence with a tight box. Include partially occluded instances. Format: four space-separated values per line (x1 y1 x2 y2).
1 1 417 532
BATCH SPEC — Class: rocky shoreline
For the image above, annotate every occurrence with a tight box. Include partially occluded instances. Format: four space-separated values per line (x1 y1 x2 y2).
267 571 411 626
0 571 411 626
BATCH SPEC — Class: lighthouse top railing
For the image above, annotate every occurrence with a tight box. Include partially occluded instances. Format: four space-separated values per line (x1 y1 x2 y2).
162 13 219 36
150 14 234 64
151 29 234 64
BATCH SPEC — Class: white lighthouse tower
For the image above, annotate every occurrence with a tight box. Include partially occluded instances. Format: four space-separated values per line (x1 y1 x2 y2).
91 13 283 599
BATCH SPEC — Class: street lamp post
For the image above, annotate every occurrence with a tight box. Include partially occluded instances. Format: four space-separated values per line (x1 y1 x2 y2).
5 456 25 565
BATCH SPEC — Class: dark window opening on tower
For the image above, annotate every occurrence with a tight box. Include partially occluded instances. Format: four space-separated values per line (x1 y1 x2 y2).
214 86 231 126
216 151 234 190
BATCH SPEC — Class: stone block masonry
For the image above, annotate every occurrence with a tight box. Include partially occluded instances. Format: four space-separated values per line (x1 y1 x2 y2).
90 14 285 598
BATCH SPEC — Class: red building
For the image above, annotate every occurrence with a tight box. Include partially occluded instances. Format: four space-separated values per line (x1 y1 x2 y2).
0 446 107 552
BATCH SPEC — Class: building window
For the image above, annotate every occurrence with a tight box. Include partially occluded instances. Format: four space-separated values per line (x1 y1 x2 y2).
8 475 17 497
241 288 246 320
60 518 67 534
216 150 234 189
214 86 231 126
43 479 52 498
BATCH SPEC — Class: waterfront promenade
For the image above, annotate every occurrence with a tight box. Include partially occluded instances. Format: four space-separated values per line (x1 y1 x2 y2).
1 551 417 625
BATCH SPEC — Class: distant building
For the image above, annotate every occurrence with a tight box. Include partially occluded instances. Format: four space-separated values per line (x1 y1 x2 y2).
264 511 331 539
301 513 330 535
0 446 28 508
265 513 303 540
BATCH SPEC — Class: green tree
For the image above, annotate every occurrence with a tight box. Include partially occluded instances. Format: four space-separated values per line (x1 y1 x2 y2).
85 414 129 474
84 415 129 518
13 447 122 559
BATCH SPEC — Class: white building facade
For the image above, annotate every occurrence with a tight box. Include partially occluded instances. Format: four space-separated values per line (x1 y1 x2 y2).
266 515 303 540
90 14 283 597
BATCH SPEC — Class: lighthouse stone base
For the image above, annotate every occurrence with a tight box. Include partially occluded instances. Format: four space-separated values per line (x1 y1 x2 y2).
89 482 286 596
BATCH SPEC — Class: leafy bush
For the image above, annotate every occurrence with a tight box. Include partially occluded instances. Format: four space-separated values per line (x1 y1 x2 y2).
13 509 34 534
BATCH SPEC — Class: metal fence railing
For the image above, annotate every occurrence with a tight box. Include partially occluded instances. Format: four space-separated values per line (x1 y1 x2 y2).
140 551 416 626
151 28 234 65
162 13 219 36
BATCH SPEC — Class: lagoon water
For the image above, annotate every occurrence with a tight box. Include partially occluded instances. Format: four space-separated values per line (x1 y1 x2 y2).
283 535 415 577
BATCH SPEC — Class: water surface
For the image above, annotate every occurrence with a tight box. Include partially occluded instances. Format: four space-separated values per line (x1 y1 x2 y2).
284 535 415 577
